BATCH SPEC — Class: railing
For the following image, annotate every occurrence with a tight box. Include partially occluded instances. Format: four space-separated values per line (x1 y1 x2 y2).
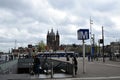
17 58 34 73
0 59 18 74
39 58 73 74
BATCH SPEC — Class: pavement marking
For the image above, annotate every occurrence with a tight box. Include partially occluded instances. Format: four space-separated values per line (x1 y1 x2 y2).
103 63 120 68
48 76 120 80
88 62 120 68
78 76 120 80
97 63 120 68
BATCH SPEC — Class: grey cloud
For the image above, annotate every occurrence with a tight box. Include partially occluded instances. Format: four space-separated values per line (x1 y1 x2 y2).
0 0 30 12
0 37 14 43
0 34 42 44
93 16 115 28
48 0 75 10
60 35 79 45
0 0 50 25
77 0 117 12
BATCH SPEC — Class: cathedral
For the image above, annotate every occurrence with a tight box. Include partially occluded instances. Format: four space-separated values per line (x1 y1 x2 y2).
47 29 60 51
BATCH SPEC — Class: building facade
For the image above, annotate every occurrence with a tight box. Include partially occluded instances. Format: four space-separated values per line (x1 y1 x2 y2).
110 42 120 54
47 29 60 51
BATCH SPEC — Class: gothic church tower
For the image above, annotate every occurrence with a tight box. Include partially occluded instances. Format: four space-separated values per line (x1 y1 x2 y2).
47 29 60 51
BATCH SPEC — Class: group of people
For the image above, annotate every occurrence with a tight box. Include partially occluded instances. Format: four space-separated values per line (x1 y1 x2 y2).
32 55 49 75
31 55 78 75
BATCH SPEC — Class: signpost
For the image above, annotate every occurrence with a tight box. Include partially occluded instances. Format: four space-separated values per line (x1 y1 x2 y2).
77 29 89 40
77 29 89 73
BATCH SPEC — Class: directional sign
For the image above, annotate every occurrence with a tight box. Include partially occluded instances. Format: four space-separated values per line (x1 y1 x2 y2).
77 29 89 40
99 39 103 44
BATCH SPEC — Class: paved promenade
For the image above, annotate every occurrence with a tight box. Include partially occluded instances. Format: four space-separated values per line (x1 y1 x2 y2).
0 57 120 80
52 57 120 79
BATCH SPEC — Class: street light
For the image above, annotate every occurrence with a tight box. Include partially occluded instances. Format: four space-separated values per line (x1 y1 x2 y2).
90 17 93 61
102 26 105 62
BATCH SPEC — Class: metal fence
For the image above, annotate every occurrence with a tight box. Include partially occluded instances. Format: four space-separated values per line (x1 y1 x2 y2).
0 59 18 74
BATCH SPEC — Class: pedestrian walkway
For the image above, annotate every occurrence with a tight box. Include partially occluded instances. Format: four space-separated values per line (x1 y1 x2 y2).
0 57 120 80
76 57 120 78
45 76 120 80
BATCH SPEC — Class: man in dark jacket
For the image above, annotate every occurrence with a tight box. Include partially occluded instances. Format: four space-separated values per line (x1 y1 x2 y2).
33 55 40 75
73 56 78 75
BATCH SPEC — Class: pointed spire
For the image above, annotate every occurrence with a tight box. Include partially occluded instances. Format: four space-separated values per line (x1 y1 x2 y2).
56 30 59 35
51 28 53 33
47 30 49 35
50 28 55 36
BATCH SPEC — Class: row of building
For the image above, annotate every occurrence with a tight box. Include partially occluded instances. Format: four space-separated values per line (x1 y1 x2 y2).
11 29 60 57
10 29 120 57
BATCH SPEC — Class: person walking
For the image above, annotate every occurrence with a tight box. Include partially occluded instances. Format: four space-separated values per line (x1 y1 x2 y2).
73 56 78 75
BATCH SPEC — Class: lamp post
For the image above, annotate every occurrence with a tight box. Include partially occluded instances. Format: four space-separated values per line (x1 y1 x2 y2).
118 40 120 59
102 26 105 62
90 17 93 61
98 39 100 59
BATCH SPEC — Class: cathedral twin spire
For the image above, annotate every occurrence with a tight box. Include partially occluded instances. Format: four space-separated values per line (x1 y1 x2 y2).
47 29 59 36
47 29 60 51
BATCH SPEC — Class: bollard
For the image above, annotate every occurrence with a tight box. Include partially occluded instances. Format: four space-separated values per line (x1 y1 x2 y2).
72 59 75 77
51 62 53 78
72 65 75 77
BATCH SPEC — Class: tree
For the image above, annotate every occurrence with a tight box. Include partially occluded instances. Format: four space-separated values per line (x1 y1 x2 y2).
38 40 46 52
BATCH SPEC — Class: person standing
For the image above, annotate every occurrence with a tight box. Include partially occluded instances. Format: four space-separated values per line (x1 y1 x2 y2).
88 55 90 62
33 55 40 75
73 56 78 75
66 54 69 61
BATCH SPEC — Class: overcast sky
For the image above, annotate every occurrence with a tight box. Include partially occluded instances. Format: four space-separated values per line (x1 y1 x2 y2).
0 0 120 52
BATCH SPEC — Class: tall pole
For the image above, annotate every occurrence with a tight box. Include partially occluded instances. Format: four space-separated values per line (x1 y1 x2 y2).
102 26 105 62
14 40 17 49
97 40 100 61
90 17 93 61
119 39 120 59
93 34 95 58
83 39 85 73
99 40 100 58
